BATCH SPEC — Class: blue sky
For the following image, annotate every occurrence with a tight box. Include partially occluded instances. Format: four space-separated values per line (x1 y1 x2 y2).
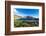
14 8 39 18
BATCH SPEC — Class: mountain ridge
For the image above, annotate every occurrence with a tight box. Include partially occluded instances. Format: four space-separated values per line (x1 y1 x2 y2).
14 15 39 20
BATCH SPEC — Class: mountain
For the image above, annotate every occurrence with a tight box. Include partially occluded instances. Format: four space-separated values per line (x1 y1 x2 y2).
16 16 39 20
14 15 22 19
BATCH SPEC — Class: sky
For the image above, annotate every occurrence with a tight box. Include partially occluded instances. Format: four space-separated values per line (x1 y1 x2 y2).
14 8 39 18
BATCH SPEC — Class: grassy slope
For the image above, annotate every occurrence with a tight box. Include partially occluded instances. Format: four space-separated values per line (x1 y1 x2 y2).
14 16 39 27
